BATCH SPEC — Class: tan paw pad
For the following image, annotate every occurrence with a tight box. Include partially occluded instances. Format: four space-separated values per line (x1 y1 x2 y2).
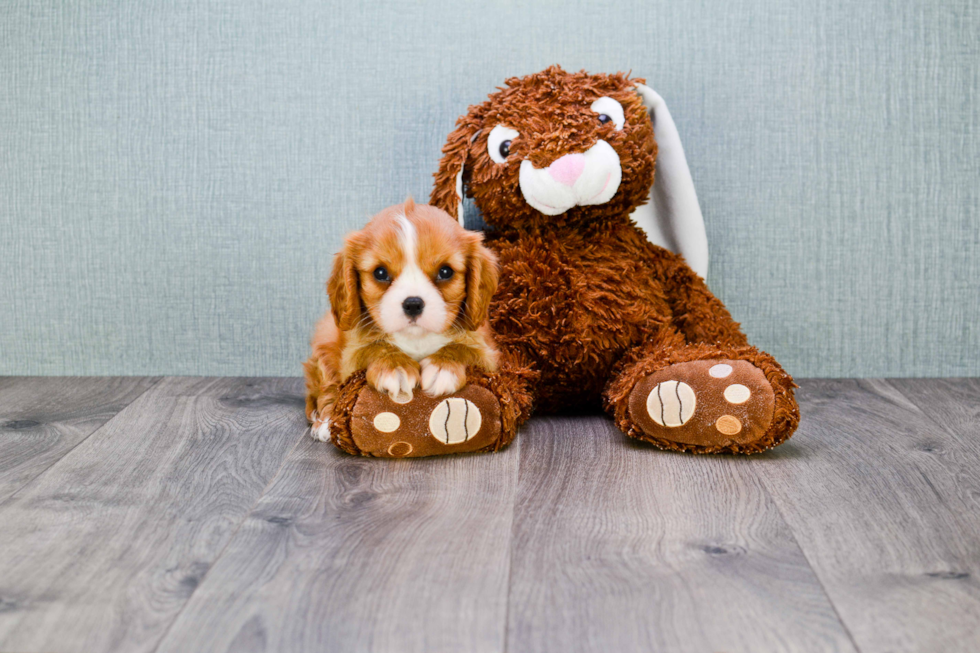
646 380 697 427
373 412 401 433
386 441 413 457
709 364 733 378
429 397 483 444
723 384 751 404
715 415 742 435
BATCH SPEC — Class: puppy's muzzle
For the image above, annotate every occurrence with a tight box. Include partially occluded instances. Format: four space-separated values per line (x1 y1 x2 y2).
402 296 425 318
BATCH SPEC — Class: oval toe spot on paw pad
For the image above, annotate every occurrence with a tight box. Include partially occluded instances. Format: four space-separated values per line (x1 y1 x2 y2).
724 384 751 404
387 441 413 457
429 398 482 444
716 415 742 435
373 412 401 433
391 391 413 405
646 380 697 427
709 364 733 378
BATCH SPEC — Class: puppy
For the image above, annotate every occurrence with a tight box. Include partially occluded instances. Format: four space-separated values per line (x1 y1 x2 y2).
304 198 500 442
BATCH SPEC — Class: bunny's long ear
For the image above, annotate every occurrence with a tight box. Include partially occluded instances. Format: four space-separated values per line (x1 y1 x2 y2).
631 84 709 279
430 111 484 226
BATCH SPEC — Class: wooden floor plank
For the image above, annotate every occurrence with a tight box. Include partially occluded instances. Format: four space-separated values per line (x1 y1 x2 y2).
0 376 160 502
0 376 306 653
889 378 980 452
754 379 980 653
154 435 520 653
505 416 855 653
2 376 975 652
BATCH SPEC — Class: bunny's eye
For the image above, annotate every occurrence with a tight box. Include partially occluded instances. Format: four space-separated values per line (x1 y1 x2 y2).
488 125 519 164
590 97 625 130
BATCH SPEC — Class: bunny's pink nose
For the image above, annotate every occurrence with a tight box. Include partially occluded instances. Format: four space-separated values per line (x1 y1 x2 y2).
548 153 585 186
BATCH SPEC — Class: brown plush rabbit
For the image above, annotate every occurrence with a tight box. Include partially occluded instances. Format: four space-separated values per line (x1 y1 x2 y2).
325 66 799 457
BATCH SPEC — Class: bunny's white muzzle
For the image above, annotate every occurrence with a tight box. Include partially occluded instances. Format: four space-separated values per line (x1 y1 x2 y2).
518 140 622 216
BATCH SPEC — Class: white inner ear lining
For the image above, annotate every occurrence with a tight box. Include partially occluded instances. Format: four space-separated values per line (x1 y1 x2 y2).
455 165 465 226
630 82 710 280
452 129 482 228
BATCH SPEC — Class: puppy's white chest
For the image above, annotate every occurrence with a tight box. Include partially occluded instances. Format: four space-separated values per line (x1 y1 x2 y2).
390 331 450 361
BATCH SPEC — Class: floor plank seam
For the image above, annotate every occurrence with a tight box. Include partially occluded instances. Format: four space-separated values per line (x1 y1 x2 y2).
0 376 164 510
499 437 523 653
757 471 864 653
149 424 311 653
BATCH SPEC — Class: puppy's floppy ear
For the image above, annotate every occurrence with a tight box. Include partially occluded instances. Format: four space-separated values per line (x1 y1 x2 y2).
326 239 362 331
430 109 485 227
461 234 499 331
631 83 709 279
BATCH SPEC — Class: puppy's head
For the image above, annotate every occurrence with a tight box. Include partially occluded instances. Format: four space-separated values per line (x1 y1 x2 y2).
328 198 498 335
431 66 656 231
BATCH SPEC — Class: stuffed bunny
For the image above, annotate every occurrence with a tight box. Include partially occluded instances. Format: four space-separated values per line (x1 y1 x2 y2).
327 66 798 456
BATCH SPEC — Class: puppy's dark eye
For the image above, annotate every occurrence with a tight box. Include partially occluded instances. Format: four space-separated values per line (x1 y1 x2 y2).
436 265 454 281
373 266 390 282
597 114 611 124
499 140 511 159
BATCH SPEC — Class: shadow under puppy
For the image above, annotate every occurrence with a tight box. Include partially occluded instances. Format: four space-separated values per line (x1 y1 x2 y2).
304 198 500 442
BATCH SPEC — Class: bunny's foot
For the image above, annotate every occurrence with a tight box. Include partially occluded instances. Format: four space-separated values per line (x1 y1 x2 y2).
607 345 799 454
324 364 533 458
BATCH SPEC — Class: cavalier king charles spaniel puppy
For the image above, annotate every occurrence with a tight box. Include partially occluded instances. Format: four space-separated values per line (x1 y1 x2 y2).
304 198 500 441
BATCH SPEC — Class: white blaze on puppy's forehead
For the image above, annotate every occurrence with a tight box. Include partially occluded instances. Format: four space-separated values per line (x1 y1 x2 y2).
392 214 429 288
376 213 449 336
396 214 417 262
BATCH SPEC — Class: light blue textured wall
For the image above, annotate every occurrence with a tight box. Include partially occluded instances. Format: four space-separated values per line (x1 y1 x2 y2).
1 0 978 377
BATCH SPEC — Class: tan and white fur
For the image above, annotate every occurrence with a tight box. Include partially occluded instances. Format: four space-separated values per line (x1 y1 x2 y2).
304 198 500 442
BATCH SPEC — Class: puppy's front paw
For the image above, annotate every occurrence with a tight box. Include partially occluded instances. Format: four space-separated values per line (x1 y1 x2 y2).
367 363 420 404
420 358 466 397
310 410 332 442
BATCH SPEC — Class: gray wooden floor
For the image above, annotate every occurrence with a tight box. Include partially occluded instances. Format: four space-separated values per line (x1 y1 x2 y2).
0 377 978 653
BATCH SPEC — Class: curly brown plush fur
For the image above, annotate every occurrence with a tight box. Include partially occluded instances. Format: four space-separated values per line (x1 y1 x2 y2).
428 66 799 454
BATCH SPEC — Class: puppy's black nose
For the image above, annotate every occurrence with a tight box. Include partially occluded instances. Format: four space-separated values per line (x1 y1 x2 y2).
402 297 424 318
